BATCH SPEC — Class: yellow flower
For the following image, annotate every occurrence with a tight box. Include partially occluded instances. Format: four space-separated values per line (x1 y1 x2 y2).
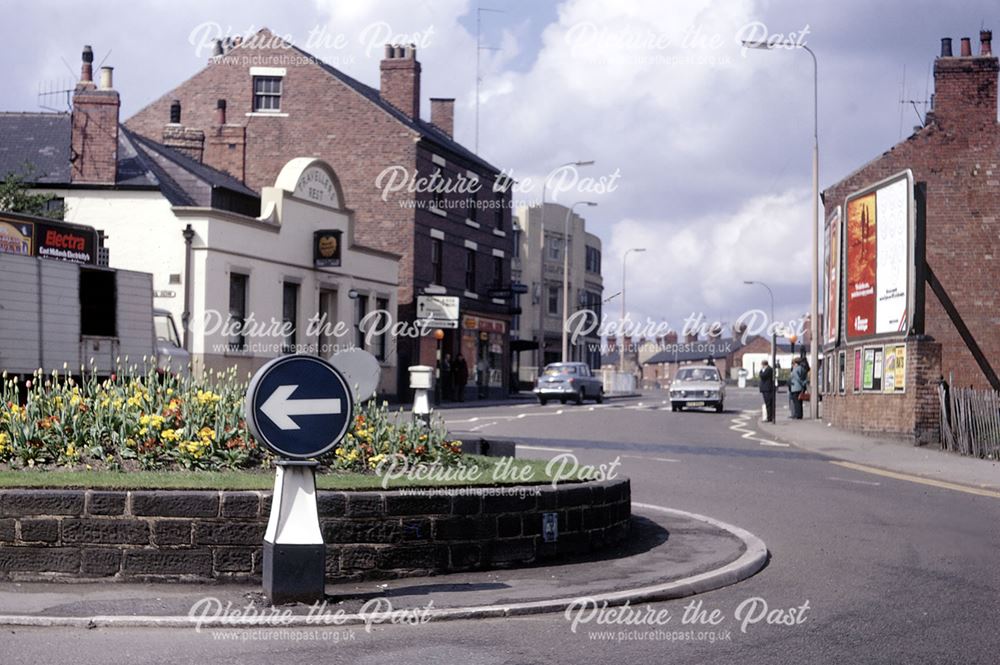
347 450 359 463
0 431 9 452
139 414 151 426
368 453 385 469
166 388 174 396
198 426 216 442
196 390 221 405
160 428 181 443
65 444 76 457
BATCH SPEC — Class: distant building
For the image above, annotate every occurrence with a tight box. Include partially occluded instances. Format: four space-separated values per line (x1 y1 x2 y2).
822 31 1000 442
512 203 603 383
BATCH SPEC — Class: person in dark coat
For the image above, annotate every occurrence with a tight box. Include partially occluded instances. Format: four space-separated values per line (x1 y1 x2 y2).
789 358 807 419
440 354 453 401
453 354 469 401
759 360 775 423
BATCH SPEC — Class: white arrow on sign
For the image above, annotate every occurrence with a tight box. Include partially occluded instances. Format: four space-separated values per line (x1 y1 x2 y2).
260 385 342 431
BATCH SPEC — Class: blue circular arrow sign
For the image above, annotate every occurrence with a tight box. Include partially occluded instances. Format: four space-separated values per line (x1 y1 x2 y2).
245 355 355 459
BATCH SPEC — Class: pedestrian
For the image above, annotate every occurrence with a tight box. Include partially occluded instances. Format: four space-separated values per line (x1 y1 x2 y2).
441 353 453 402
789 358 807 419
476 356 488 399
758 360 775 423
453 354 468 401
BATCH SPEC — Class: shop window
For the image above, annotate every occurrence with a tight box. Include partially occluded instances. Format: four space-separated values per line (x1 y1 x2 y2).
80 268 116 337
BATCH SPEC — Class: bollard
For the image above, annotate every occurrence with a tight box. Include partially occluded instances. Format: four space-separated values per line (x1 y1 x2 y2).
409 365 434 426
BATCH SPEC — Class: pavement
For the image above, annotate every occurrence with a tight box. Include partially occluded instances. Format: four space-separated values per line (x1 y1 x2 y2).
757 407 1000 494
0 503 767 628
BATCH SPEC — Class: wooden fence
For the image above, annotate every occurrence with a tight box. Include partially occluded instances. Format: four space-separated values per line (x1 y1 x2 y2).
938 385 1000 458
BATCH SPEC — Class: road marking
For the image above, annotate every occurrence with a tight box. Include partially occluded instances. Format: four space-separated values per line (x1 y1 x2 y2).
728 411 790 448
829 461 1000 499
827 476 881 487
518 444 574 453
622 454 680 463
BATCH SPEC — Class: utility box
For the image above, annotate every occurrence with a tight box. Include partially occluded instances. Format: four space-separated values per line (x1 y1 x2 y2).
409 365 434 390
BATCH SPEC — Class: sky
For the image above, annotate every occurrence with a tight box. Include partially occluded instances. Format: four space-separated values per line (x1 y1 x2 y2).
3 0 998 336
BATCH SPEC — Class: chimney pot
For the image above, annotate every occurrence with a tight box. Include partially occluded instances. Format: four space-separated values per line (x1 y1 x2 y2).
981 30 993 56
169 99 181 124
384 44 393 58
99 66 113 90
961 37 972 57
216 99 227 125
213 39 224 57
941 37 953 57
79 45 94 87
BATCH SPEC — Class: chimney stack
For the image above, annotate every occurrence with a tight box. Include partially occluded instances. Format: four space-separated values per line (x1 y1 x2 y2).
430 98 455 138
932 31 999 131
203 98 247 180
162 100 205 162
71 45 119 184
380 43 421 119
215 99 227 125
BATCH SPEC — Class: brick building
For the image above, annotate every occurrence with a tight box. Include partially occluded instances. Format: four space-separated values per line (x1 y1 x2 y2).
125 32 514 397
822 31 1000 442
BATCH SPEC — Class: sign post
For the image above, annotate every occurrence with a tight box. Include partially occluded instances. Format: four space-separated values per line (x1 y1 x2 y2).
245 355 354 604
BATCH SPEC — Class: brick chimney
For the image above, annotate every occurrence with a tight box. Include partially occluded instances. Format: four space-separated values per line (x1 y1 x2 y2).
430 98 454 137
71 46 120 184
664 331 678 344
203 99 247 181
161 100 205 162
931 30 999 131
380 44 421 119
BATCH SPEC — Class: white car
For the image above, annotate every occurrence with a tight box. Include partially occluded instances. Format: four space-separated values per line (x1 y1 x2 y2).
669 365 725 412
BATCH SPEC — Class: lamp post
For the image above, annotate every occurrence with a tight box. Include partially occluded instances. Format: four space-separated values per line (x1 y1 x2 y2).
536 160 594 373
743 280 776 379
433 328 444 405
562 201 598 362
620 247 646 375
742 39 819 419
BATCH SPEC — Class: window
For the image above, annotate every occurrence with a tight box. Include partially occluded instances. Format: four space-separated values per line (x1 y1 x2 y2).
433 169 445 210
431 238 443 284
252 76 282 111
547 284 560 315
375 297 389 361
512 229 521 258
282 282 298 353
547 236 561 261
492 256 503 287
586 246 602 274
355 294 369 349
228 273 248 350
465 249 477 292
80 268 116 337
494 193 504 230
467 191 477 222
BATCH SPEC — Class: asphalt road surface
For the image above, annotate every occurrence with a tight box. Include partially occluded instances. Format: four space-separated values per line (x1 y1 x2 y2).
4 388 999 664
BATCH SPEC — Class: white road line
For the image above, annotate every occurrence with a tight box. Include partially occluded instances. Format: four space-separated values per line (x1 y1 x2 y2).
728 411 791 448
622 454 680 463
828 476 881 487
518 444 574 453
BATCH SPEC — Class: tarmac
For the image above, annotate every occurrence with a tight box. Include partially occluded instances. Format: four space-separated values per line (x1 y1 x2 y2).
0 504 767 628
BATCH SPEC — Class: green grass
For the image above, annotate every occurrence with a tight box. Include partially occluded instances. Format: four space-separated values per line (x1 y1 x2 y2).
0 456 574 490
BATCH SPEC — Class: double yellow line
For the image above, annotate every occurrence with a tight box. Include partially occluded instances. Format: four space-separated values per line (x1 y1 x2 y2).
830 461 1000 499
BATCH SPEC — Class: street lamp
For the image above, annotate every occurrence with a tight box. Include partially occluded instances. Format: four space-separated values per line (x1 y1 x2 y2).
742 39 819 419
620 247 646 375
562 201 598 362
536 160 594 372
433 328 444 405
743 280 777 379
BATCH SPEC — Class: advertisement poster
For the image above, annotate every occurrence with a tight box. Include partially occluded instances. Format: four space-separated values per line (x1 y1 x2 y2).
883 344 907 393
0 220 33 256
839 351 847 393
872 347 883 391
824 207 841 345
34 221 97 264
862 348 875 390
854 348 862 392
313 230 342 268
846 193 877 339
875 178 909 334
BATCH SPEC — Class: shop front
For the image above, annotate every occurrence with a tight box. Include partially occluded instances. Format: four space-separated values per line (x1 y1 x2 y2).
461 315 508 400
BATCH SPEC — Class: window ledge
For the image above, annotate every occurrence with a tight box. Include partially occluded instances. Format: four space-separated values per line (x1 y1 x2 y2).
492 229 506 237
245 112 289 117
464 291 480 299
429 206 447 218
465 219 481 229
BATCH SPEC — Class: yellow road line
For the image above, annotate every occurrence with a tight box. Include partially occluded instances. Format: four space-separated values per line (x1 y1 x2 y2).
830 461 1000 499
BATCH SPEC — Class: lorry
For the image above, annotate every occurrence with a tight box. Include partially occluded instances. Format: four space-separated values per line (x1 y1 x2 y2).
0 211 189 378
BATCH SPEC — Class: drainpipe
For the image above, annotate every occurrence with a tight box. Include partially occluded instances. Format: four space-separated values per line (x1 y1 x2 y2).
182 224 195 351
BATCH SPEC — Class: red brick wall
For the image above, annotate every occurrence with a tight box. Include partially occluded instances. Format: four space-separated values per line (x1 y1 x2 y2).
823 51 1000 393
71 89 119 184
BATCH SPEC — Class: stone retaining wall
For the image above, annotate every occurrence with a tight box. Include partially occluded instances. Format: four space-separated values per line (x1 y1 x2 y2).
0 479 630 582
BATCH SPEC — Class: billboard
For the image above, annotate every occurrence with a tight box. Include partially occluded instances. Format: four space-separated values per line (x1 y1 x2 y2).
0 220 33 256
844 170 914 341
823 206 841 346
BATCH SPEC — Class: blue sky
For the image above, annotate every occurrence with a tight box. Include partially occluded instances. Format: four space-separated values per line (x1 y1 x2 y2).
2 0 998 334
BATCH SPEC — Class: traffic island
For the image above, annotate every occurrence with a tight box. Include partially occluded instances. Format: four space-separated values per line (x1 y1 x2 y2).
0 502 767 625
0 478 631 583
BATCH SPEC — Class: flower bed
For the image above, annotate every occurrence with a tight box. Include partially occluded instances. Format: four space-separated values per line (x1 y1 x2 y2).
0 363 461 473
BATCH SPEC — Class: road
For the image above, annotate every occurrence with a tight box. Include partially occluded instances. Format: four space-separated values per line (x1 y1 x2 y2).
4 388 1000 663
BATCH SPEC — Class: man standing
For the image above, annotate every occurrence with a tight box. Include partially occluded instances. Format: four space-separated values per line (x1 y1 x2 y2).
759 360 775 423
453 355 469 402
789 358 807 419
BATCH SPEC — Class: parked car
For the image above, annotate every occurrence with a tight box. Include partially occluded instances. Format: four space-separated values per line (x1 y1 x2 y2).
669 364 725 412
534 362 604 405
